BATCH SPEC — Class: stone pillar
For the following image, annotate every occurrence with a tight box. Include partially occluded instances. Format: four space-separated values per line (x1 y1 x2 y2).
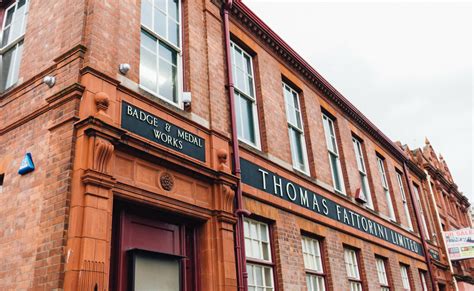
64 92 117 290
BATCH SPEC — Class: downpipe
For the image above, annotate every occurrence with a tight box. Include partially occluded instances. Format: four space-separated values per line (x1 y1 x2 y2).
403 162 438 291
222 0 250 290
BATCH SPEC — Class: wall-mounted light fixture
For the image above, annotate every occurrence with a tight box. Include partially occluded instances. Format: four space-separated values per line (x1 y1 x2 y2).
43 76 56 88
119 63 131 75
182 92 192 108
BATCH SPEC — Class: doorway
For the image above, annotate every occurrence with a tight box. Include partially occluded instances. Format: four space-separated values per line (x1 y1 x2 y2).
110 201 198 291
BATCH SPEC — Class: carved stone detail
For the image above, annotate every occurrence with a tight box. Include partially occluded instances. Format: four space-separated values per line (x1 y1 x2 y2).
217 148 230 172
93 138 114 174
222 184 235 213
94 92 113 123
160 172 175 191
95 92 110 114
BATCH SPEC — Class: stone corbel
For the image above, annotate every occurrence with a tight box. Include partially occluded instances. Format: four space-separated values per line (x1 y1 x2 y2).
214 183 237 224
93 137 114 174
82 135 116 198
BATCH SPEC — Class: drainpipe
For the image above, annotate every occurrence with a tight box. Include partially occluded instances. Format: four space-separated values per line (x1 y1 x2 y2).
403 162 437 291
222 1 250 291
426 171 459 291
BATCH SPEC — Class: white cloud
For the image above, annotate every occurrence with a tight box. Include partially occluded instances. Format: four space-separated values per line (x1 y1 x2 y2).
244 1 473 199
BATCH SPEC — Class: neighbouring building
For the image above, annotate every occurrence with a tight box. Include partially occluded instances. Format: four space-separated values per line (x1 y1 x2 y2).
0 0 472 290
405 140 474 290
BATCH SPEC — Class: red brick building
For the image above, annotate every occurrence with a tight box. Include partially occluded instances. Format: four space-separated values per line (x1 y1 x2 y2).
0 0 472 290
404 140 473 290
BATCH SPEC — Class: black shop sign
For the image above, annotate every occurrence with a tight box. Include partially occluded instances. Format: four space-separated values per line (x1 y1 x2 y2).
240 158 424 256
121 102 206 162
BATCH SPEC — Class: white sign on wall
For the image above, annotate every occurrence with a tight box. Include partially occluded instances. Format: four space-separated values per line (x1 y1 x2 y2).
444 228 474 261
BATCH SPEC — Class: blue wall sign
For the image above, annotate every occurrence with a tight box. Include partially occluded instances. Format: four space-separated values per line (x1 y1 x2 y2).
240 158 424 256
121 102 206 162
18 153 35 175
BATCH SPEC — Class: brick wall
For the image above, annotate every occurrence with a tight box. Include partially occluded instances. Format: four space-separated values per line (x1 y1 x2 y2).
246 197 427 290
0 1 84 287
0 90 81 289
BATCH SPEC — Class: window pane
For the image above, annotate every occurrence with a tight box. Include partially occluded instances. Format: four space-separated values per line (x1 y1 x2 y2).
158 42 178 102
168 18 179 46
289 128 305 171
168 0 179 20
260 224 268 241
235 92 244 138
4 7 15 27
255 266 263 286
330 153 342 191
133 253 180 291
140 32 158 92
154 7 167 37
247 74 254 97
240 95 255 143
262 242 270 261
158 58 177 102
141 0 153 28
10 3 26 41
2 27 10 47
264 267 272 286
142 30 157 51
154 0 166 11
159 41 177 65
233 45 243 67
1 46 14 91
9 41 22 87
236 67 246 93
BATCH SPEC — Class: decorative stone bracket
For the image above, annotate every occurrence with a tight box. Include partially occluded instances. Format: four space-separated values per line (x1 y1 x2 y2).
92 137 114 174
214 183 237 224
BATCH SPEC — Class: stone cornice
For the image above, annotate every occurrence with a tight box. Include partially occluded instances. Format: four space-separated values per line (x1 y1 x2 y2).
0 83 84 135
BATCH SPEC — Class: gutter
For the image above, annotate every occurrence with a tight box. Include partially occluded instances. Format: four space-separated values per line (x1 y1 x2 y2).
222 1 250 290
403 162 437 290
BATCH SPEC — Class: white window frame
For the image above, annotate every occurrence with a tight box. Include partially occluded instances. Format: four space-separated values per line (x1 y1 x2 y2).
396 172 413 231
375 257 390 291
420 270 428 291
322 113 345 194
0 0 29 91
244 218 274 291
352 137 373 209
247 263 274 291
302 236 326 291
139 0 183 108
283 82 309 174
344 248 363 291
230 41 261 149
376 156 396 221
400 264 411 290
413 184 430 239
